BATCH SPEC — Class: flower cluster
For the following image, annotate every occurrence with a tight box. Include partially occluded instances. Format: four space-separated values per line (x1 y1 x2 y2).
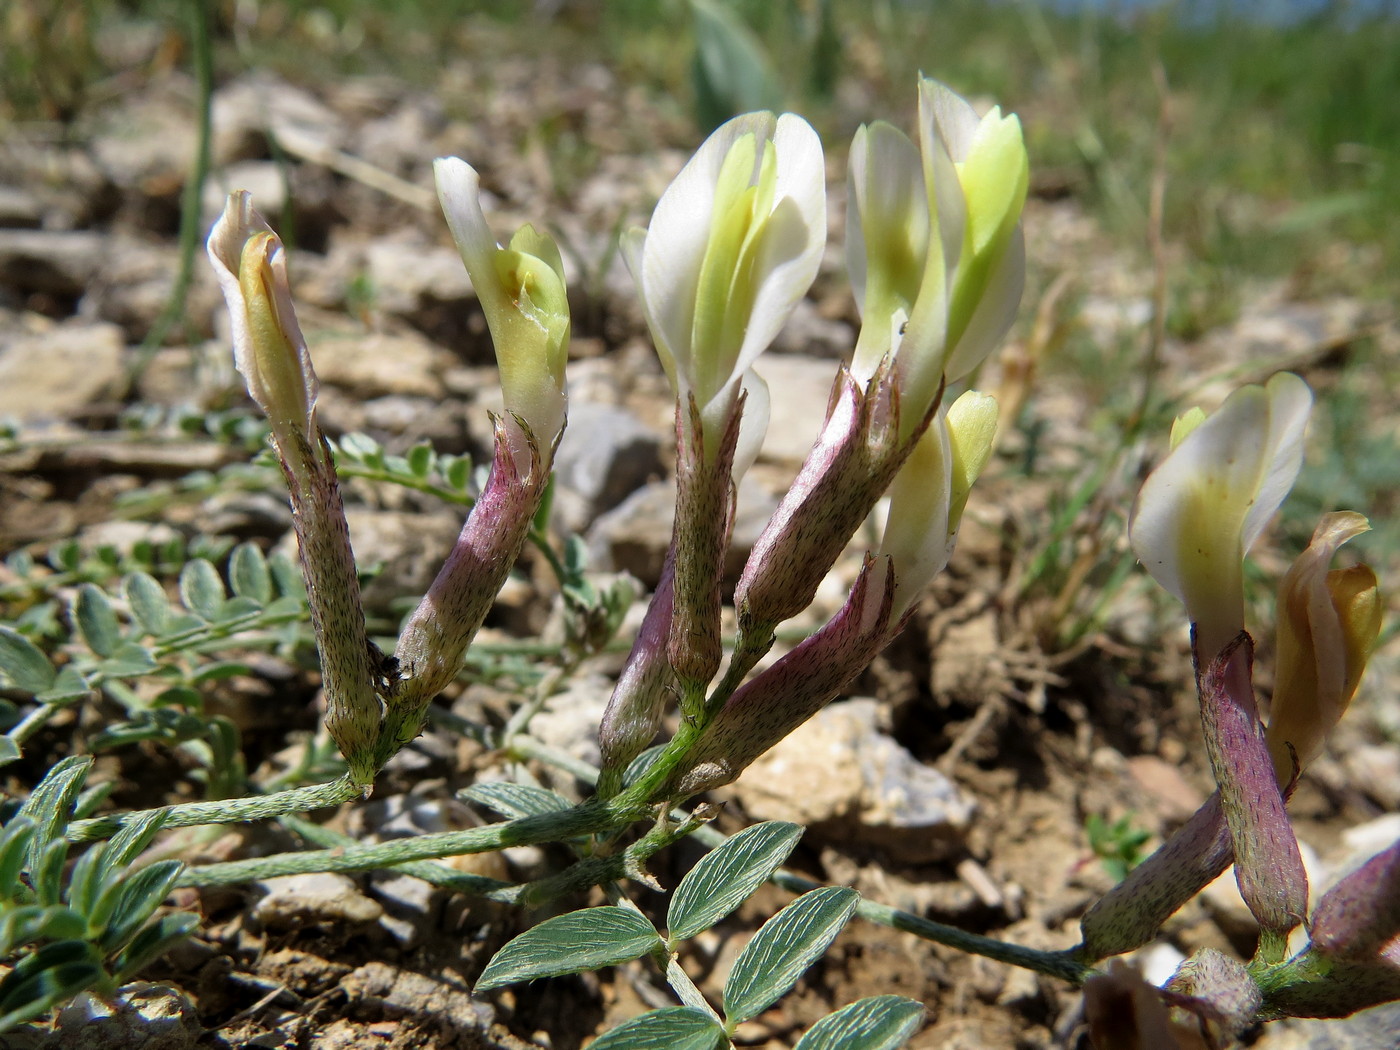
599 77 1026 796
207 70 1391 1037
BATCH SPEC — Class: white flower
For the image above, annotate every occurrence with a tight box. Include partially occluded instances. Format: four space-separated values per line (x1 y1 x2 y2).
622 111 825 457
1130 373 1313 660
847 79 1027 437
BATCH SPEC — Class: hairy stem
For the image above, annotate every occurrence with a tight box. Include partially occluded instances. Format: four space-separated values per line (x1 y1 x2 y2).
175 799 637 887
67 775 362 842
770 869 1096 986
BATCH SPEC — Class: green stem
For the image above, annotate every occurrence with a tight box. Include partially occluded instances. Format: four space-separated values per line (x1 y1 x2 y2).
176 799 638 887
280 814 517 900
770 869 1096 986
6 703 59 748
67 775 361 842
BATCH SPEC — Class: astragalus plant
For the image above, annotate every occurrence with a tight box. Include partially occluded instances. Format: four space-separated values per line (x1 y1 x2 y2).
0 74 1391 1050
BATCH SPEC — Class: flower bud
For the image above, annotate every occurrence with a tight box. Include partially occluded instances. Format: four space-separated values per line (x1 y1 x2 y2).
207 193 317 456
1266 512 1382 778
207 193 379 786
435 157 569 469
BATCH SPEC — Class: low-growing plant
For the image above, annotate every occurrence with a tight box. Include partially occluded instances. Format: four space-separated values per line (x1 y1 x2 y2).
1 68 1394 1050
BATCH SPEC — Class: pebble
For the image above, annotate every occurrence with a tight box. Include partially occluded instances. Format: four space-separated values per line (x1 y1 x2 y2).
726 697 976 863
751 353 841 469
252 872 384 929
551 401 665 531
45 984 199 1049
0 322 125 422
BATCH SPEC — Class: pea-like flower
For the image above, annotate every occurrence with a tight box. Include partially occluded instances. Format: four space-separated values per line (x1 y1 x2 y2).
1129 372 1313 662
879 390 998 619
207 193 379 785
435 157 570 470
622 111 825 458
847 78 1027 438
208 192 318 462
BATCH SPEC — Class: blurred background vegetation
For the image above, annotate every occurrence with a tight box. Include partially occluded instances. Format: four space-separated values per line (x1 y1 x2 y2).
5 0 1397 289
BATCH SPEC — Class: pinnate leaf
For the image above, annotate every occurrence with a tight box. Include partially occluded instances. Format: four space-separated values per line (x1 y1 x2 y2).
475 907 662 991
723 887 859 1025
669 821 802 943
793 995 924 1050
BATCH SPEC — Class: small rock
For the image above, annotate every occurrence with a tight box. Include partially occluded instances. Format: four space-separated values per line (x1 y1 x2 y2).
1133 940 1187 987
726 697 976 863
93 236 197 342
770 296 854 359
204 160 289 220
91 86 198 208
752 354 840 468
0 322 125 421
1126 755 1204 824
363 238 475 327
340 961 491 1031
311 329 455 398
212 72 347 166
528 673 614 766
370 872 442 948
1343 745 1400 810
551 402 665 531
357 99 446 177
253 872 383 929
77 520 183 555
1251 1003 1400 1050
342 508 462 614
0 229 107 304
0 185 43 228
48 984 201 1050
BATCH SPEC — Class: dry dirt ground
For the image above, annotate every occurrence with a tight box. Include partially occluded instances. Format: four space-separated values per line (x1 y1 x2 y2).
2 15 1398 1050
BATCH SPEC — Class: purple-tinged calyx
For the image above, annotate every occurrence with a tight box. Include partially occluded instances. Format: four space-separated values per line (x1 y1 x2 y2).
391 415 550 716
662 553 895 800
1196 633 1308 958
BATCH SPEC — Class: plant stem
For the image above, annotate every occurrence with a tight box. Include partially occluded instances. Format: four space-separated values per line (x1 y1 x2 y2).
175 798 638 886
770 869 1096 986
67 775 362 842
279 814 518 901
6 703 59 748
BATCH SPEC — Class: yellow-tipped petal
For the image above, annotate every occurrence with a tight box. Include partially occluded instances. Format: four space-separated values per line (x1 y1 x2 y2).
1130 373 1312 660
435 158 570 458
